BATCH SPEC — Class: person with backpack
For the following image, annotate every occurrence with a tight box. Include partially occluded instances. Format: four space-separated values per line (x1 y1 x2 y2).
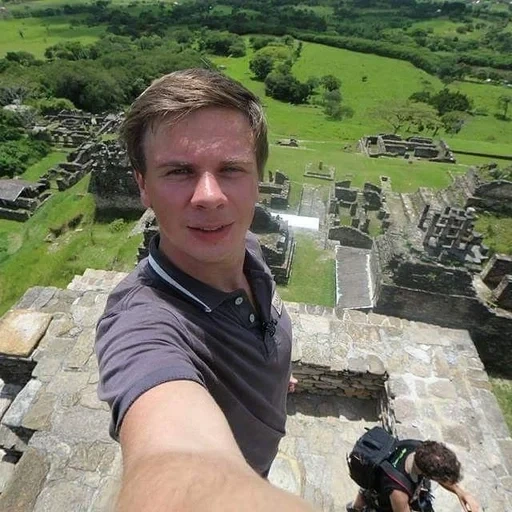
347 427 480 512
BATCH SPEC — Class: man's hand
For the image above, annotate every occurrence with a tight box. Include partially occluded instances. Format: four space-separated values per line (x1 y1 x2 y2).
288 374 298 393
438 481 479 512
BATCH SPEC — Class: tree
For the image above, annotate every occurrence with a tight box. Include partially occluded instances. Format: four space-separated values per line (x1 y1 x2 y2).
430 89 472 115
372 101 440 134
249 53 274 81
320 74 341 92
324 102 354 121
264 72 311 104
497 95 512 120
441 111 469 134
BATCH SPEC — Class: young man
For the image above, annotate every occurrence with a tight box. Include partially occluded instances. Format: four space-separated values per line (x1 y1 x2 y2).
95 69 313 511
348 440 479 512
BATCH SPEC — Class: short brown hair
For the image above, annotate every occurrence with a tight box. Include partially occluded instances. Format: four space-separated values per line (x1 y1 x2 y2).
415 441 461 484
120 68 268 180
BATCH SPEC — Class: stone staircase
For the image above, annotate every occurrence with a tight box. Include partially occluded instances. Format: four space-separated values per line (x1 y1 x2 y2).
0 270 510 511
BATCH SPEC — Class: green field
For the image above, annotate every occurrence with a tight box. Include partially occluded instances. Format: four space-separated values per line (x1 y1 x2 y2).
475 213 512 255
0 16 105 57
277 233 335 307
491 378 512 433
213 41 512 154
20 150 68 181
0 175 142 316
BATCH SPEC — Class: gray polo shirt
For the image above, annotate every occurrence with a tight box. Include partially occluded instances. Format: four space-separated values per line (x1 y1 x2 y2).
95 232 292 475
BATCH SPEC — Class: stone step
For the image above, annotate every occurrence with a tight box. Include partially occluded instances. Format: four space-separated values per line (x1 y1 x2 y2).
67 269 129 293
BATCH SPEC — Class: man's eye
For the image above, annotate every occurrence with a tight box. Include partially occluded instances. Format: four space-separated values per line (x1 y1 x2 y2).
223 167 242 173
167 168 190 176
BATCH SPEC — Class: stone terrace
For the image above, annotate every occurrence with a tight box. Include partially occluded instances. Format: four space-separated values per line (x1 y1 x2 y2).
0 271 510 511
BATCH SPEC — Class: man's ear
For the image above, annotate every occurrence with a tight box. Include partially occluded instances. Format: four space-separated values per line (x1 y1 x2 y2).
134 170 151 209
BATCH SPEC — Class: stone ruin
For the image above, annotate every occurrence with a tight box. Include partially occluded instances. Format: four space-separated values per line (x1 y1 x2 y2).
419 204 489 268
0 178 51 221
328 180 390 240
303 161 335 181
276 138 299 147
136 204 296 285
359 133 455 163
250 205 296 285
41 110 122 148
481 254 512 312
41 142 98 191
365 168 512 376
88 140 145 218
258 170 291 210
0 271 510 511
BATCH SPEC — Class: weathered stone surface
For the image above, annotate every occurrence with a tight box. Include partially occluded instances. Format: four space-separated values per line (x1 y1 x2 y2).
441 424 471 449
0 448 49 511
33 480 96 512
268 453 302 495
2 379 42 428
52 406 111 444
22 391 56 431
0 310 52 357
64 328 94 369
0 449 16 493
498 439 512 475
427 379 458 399
15 287 57 311
46 370 89 396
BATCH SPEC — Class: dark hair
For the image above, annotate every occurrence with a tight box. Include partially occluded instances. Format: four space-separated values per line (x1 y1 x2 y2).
120 68 268 179
414 441 461 484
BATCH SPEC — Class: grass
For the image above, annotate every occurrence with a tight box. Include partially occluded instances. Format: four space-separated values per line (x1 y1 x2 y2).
0 16 106 58
267 144 466 208
20 150 69 181
213 40 512 150
277 233 335 307
0 174 141 316
490 378 512 434
474 213 512 255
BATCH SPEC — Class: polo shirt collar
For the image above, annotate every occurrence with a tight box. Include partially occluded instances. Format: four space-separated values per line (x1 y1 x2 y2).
147 234 269 313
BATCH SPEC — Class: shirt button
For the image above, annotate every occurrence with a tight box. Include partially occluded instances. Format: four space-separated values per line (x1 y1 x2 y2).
235 297 243 306
249 313 255 323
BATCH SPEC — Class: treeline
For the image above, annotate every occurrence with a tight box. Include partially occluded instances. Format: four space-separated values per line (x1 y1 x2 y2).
0 35 207 113
0 110 50 178
7 0 512 80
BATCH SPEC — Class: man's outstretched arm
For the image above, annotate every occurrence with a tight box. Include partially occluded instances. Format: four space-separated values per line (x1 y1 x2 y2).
117 380 317 512
438 481 479 512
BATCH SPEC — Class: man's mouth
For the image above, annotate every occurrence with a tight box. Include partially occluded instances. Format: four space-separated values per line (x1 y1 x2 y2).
189 224 231 232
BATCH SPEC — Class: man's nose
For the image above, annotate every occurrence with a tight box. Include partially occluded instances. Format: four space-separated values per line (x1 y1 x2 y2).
191 172 227 208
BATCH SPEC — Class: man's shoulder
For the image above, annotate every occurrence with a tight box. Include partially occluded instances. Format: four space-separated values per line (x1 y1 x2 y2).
102 259 170 318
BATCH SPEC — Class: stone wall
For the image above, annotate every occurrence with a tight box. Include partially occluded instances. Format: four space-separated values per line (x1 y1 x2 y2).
481 254 512 287
375 284 512 375
393 261 475 297
293 364 386 399
328 226 373 249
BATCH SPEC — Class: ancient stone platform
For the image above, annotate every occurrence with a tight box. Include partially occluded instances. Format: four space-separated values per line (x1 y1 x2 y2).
335 246 373 309
0 270 509 511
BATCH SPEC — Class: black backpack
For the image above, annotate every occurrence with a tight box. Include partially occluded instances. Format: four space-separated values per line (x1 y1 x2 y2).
347 427 421 496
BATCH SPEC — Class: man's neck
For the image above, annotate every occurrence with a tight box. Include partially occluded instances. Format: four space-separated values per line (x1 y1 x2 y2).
159 239 248 293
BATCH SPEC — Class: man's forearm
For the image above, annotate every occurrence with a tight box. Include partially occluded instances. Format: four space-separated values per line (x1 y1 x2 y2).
117 452 317 512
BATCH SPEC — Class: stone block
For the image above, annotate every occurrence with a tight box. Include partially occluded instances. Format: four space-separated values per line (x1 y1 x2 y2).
22 391 56 431
64 328 94 369
441 424 470 449
2 379 42 428
0 310 52 357
498 439 512 475
0 450 16 493
0 448 49 512
427 379 457 399
33 480 96 512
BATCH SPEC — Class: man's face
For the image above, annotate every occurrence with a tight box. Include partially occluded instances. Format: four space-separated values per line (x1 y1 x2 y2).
135 107 259 271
